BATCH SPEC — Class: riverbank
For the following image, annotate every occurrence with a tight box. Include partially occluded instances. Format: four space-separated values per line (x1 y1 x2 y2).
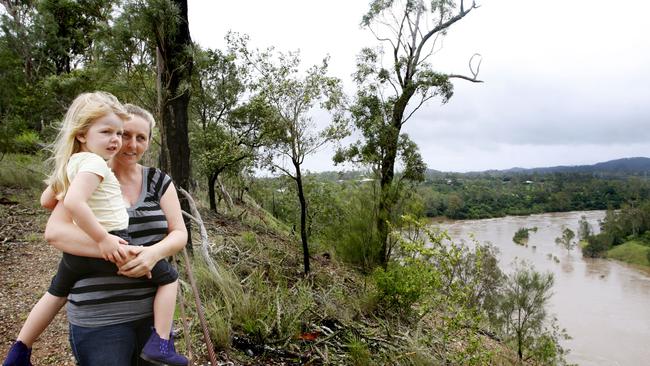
607 240 650 268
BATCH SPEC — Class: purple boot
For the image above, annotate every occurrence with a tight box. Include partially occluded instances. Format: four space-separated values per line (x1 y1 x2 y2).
140 329 188 366
2 341 32 366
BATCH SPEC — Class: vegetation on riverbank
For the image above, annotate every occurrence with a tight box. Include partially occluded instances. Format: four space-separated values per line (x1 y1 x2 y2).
581 200 650 268
606 241 650 267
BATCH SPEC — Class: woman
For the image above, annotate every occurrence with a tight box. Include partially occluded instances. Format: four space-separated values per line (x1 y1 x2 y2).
43 104 186 365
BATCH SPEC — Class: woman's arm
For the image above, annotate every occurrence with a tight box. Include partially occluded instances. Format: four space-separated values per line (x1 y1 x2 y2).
44 202 129 258
40 185 58 210
118 182 187 278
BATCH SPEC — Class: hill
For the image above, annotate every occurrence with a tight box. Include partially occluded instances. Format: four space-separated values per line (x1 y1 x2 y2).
0 154 553 365
484 157 650 176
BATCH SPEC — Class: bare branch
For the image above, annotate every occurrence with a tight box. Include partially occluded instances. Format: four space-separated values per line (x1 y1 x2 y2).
469 53 482 79
447 74 483 83
177 187 223 282
402 94 435 124
273 161 297 180
413 2 478 71
368 25 395 48
417 32 441 66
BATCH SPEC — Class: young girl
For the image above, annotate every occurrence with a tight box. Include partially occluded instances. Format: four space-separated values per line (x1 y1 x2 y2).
2 92 187 366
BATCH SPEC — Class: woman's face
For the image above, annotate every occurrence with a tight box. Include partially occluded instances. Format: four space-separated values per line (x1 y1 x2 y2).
117 115 150 165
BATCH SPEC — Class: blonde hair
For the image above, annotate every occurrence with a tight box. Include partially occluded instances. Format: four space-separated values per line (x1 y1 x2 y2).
124 104 156 138
46 91 129 199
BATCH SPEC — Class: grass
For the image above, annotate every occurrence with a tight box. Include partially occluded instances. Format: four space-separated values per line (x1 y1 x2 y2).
0 153 48 190
607 241 650 267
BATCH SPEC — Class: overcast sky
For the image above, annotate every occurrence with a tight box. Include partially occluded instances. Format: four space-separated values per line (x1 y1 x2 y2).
188 0 650 173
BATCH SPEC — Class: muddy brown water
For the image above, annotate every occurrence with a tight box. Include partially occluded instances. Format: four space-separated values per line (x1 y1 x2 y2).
434 211 650 366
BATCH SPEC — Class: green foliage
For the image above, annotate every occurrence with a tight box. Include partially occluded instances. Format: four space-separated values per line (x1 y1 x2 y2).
513 227 536 245
372 261 431 316
12 130 41 154
369 216 497 363
0 153 48 189
584 200 650 258
233 42 349 273
607 241 650 267
189 41 280 210
555 227 576 253
332 186 382 268
490 262 570 365
582 233 613 258
346 336 372 366
336 0 480 266
577 215 592 239
417 172 650 219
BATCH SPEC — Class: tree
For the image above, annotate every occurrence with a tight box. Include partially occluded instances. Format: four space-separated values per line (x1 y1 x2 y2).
244 47 348 274
491 263 567 363
555 227 576 253
193 97 277 211
37 0 116 75
145 0 193 190
191 44 276 211
577 215 592 240
336 0 482 266
128 0 193 250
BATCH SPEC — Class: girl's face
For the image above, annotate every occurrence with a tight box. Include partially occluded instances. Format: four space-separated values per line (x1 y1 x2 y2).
116 115 150 165
76 113 124 160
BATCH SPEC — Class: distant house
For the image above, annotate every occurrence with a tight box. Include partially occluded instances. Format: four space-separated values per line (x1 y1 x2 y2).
524 180 534 184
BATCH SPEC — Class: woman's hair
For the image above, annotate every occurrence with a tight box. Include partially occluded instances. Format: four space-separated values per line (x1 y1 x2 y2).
46 91 129 199
124 104 156 139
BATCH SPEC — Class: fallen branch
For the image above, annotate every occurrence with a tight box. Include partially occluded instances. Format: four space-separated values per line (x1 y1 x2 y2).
178 187 223 282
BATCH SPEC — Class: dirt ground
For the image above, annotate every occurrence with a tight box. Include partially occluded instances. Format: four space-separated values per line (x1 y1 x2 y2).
0 187 75 365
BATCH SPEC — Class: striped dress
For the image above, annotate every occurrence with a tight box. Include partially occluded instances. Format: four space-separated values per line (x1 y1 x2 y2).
67 167 177 327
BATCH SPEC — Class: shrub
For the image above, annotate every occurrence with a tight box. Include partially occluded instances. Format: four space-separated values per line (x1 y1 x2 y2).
13 130 42 154
370 216 495 363
582 233 613 258
513 227 530 245
346 336 372 366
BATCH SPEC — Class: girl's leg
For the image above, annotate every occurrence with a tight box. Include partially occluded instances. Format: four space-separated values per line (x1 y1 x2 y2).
17 292 67 347
141 280 187 365
152 280 178 338
3 293 66 365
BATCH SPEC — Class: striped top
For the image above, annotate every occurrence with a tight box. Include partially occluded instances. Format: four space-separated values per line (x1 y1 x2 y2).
67 167 173 327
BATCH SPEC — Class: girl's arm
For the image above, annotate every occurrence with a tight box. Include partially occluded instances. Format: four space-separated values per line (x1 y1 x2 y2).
44 203 129 258
64 172 127 263
118 182 187 278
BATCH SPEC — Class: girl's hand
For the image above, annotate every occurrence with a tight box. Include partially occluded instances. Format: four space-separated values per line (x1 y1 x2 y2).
117 246 157 279
98 234 128 263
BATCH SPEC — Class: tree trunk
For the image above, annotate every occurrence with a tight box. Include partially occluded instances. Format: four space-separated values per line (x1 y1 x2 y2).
217 175 234 211
293 160 310 274
155 0 193 252
377 87 415 266
208 170 218 212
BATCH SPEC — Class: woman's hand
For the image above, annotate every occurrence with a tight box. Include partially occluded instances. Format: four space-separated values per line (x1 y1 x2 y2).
117 246 158 279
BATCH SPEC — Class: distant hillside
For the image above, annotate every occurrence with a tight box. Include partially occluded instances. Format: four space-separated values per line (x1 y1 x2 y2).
422 157 650 177
498 157 650 175
314 158 650 180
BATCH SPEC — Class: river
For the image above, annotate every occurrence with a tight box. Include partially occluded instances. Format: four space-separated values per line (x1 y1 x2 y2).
434 210 650 366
